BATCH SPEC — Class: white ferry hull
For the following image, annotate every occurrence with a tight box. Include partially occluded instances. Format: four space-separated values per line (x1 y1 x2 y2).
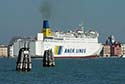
43 42 102 58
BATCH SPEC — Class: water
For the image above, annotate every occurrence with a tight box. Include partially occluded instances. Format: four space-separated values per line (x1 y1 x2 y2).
0 58 125 84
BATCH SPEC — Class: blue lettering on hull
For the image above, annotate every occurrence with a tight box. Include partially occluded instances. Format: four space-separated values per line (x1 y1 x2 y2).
64 48 86 53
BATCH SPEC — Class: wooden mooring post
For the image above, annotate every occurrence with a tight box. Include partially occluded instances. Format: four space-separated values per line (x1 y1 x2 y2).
43 49 55 67
16 41 32 72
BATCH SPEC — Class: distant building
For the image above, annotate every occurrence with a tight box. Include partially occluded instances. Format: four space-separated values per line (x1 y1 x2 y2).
9 36 44 57
100 44 110 57
8 44 14 57
0 45 8 57
101 35 122 57
121 44 125 56
101 43 122 57
111 43 121 56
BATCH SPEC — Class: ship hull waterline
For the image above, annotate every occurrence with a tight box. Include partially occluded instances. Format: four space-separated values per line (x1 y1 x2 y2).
54 55 98 58
31 55 98 58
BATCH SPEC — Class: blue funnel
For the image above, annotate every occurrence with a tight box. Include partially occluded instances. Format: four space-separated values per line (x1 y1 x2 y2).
43 20 49 28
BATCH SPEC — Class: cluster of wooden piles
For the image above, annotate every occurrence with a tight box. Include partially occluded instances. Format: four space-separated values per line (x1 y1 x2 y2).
16 42 55 72
16 42 32 72
43 49 55 67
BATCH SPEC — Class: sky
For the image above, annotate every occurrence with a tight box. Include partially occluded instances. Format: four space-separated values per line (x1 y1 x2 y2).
0 0 125 44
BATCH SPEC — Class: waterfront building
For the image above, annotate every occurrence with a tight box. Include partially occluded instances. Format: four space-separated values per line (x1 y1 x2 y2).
121 43 125 56
8 45 14 57
0 45 8 57
9 38 43 57
110 43 121 56
100 44 110 57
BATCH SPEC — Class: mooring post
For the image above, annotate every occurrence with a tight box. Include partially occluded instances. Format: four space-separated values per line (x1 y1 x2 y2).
43 49 55 67
16 41 32 72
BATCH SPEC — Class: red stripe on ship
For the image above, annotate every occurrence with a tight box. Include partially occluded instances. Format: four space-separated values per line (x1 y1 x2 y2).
54 55 98 58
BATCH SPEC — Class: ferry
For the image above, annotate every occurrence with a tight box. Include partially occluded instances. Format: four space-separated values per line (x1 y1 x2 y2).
36 20 103 58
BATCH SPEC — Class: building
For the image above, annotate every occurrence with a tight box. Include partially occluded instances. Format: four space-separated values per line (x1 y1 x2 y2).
100 42 122 57
8 44 14 57
9 36 44 57
0 45 8 57
121 44 125 56
100 44 110 57
101 35 122 57
110 43 121 56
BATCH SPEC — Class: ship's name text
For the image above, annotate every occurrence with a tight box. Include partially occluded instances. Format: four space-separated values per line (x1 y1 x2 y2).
64 48 86 53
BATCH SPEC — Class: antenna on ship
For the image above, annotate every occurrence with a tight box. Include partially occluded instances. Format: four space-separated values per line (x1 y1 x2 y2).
78 22 84 33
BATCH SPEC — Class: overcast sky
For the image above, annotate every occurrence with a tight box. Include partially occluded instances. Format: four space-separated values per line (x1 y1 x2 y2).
0 0 125 44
